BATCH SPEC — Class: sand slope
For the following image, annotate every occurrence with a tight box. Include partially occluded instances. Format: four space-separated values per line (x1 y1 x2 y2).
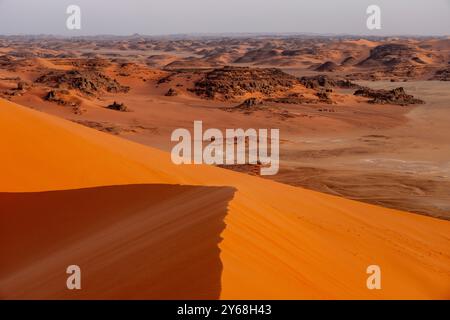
0 98 449 299
1 185 234 299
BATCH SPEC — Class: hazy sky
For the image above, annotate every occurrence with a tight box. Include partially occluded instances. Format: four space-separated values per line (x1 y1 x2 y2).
0 0 449 36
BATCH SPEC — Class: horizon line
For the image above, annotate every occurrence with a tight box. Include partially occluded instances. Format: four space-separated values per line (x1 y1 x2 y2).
0 32 449 39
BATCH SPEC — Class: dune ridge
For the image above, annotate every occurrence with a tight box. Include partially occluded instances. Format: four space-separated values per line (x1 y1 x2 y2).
1 184 234 299
0 98 449 299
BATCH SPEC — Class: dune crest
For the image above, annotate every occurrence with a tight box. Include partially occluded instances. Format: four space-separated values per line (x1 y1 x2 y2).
0 98 449 299
1 184 234 299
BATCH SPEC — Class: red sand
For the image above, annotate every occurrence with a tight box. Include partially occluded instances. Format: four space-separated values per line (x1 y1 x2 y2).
0 98 449 299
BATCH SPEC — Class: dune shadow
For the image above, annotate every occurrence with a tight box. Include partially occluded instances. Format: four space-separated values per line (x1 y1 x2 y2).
0 184 236 299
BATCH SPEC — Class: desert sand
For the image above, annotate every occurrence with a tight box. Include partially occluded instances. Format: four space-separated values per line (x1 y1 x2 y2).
1 98 449 299
1 35 449 218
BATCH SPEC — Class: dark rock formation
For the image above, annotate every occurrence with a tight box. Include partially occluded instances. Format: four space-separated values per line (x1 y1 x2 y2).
234 49 279 64
300 75 360 90
44 89 80 106
315 91 333 104
43 89 83 114
106 101 129 112
223 97 265 114
315 61 342 72
266 93 316 105
16 81 28 91
357 44 414 68
35 70 129 95
354 87 424 105
430 67 450 81
341 56 357 66
192 66 299 100
239 97 263 108
165 88 178 96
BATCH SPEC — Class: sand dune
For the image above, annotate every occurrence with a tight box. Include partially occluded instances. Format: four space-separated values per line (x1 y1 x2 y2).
1 184 234 299
0 98 449 299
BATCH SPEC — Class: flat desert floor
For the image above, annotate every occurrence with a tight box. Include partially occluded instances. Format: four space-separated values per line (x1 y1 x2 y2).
273 80 450 218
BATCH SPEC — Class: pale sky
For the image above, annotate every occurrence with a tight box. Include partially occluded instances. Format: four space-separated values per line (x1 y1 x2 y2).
0 0 449 36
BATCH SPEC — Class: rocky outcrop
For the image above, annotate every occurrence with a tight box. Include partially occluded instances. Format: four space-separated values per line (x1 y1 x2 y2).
106 101 129 112
43 89 83 114
0 55 14 67
192 66 299 100
165 88 178 96
71 58 111 70
35 70 130 96
44 89 80 106
234 49 279 64
223 98 265 114
430 67 450 81
16 81 28 91
315 91 333 104
357 44 415 68
341 56 357 66
315 61 342 72
354 87 424 105
265 93 316 105
0 80 30 98
300 75 360 90
354 43 434 80
239 97 263 108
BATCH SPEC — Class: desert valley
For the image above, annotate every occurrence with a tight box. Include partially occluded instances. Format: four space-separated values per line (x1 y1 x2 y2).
1 34 449 218
1 34 450 299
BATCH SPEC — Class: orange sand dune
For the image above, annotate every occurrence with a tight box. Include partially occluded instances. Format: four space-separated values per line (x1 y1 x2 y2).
1 185 233 299
0 98 449 299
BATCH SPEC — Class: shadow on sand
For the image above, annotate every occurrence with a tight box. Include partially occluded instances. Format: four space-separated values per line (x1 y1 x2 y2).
0 184 236 299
